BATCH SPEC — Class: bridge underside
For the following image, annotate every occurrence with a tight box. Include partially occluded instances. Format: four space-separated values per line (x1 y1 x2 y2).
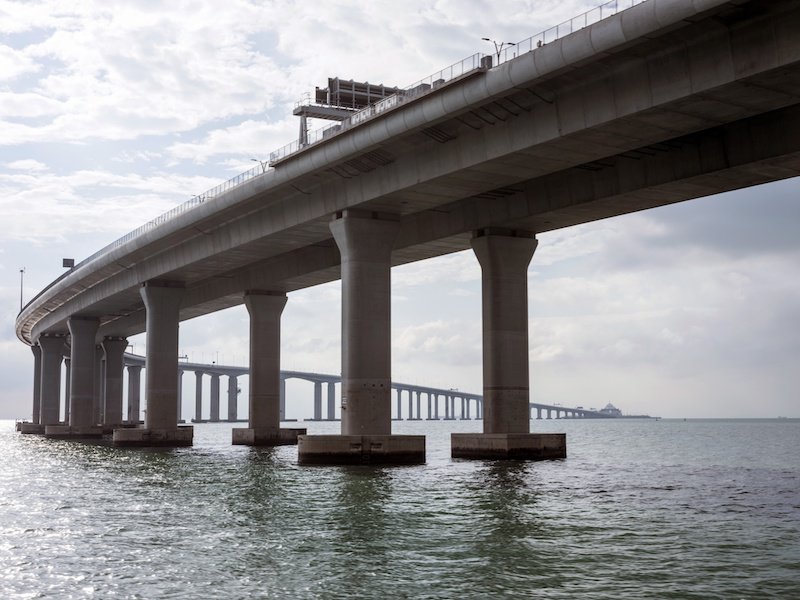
81 102 800 340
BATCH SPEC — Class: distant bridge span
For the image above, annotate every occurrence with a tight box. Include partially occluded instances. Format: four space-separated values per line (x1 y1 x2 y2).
122 354 611 422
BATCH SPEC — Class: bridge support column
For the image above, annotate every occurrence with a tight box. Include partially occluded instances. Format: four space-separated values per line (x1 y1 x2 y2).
37 335 64 429
210 374 220 422
64 358 71 424
280 378 286 421
102 337 127 429
234 291 304 446
227 375 238 422
395 388 402 421
24 344 43 430
327 382 336 420
93 346 104 426
193 371 203 422
299 212 424 464
45 317 103 438
114 282 192 446
452 232 565 460
127 365 142 424
313 381 322 421
177 370 184 422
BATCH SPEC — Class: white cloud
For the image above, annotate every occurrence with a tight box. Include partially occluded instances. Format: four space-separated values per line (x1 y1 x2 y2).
4 158 47 172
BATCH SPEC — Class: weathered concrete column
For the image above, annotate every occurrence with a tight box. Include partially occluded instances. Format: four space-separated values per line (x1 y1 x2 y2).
452 231 565 460
194 371 203 422
408 390 414 421
427 393 432 420
102 337 127 428
313 381 322 420
38 335 65 427
298 212 424 464
93 345 104 426
227 375 238 422
113 281 192 446
127 365 142 423
31 344 42 425
415 391 421 421
327 382 336 420
45 317 102 438
210 374 220 422
233 291 304 446
64 358 71 424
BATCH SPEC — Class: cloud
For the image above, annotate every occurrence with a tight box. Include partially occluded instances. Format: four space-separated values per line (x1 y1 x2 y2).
4 158 48 172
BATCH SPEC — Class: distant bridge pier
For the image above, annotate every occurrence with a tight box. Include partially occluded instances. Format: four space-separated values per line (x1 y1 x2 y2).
313 381 323 420
280 378 286 421
227 375 238 422
113 282 192 446
233 291 304 445
193 371 204 423
327 382 336 420
298 212 424 464
210 374 220 422
452 232 565 460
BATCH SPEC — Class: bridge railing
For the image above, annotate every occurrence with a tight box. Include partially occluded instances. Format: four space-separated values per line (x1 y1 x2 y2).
495 0 649 64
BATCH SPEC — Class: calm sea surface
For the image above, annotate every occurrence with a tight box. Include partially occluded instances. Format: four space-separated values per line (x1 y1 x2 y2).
1 418 798 599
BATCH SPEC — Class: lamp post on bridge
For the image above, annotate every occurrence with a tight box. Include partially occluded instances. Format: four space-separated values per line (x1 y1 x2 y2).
19 267 24 312
482 38 516 64
251 158 269 173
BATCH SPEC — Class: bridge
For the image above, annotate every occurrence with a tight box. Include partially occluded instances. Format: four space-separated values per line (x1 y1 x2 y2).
15 0 800 462
114 354 611 423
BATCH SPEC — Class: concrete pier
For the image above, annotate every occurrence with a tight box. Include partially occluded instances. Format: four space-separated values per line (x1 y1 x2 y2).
30 344 42 425
298 434 426 465
210 374 220 422
113 282 192 446
194 371 203 422
298 212 424 464
127 365 142 423
233 291 304 446
38 335 64 427
227 375 238 422
451 231 566 460
47 317 103 439
102 337 127 427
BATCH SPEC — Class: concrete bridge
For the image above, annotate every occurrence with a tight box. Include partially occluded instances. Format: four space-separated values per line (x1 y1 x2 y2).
117 354 609 423
15 0 800 462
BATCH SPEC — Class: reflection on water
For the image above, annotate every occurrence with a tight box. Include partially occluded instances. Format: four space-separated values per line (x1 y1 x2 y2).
1 419 799 598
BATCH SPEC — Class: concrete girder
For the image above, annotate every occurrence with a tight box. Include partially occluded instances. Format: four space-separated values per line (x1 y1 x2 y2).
17 0 800 346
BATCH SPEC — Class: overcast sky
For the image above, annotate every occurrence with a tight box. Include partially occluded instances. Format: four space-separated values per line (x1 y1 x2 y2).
1 0 798 420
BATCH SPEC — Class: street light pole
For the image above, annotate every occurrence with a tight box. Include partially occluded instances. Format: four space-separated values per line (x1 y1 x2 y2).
19 267 25 312
482 37 516 64
251 158 269 173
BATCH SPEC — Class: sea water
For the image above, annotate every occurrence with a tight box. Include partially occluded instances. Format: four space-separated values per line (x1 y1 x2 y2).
1 418 798 599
